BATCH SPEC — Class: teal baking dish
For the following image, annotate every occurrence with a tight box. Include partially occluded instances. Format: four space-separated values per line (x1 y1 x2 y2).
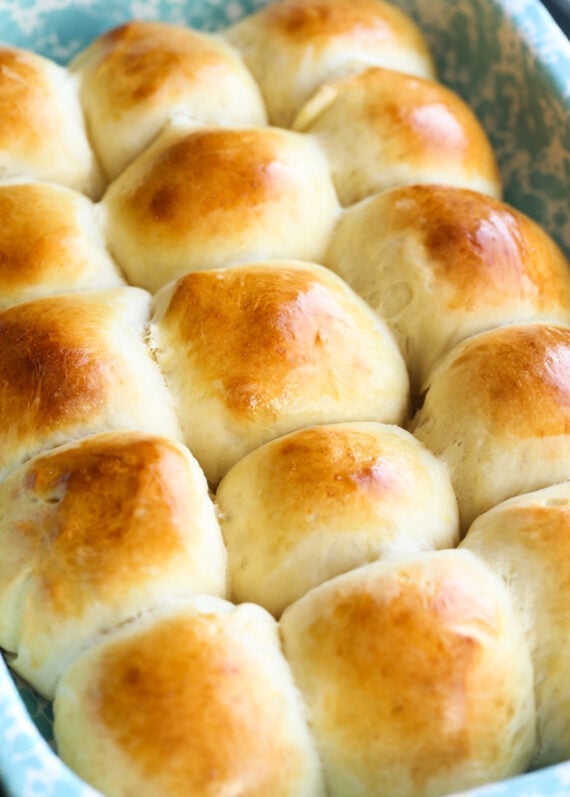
0 1 568 795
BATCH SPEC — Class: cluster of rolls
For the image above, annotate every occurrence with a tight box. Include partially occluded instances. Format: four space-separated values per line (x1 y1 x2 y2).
0 1 569 796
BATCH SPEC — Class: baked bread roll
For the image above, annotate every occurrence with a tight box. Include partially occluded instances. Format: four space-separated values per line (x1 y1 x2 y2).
325 184 570 389
226 0 435 127
461 482 570 768
103 124 340 292
54 597 325 797
280 549 536 797
71 20 267 181
0 46 102 197
0 431 225 699
411 323 570 530
216 421 459 615
149 261 409 484
293 67 501 205
0 180 125 309
0 287 183 480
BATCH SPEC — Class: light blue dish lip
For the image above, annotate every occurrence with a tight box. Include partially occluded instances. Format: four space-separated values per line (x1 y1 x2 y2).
500 0 570 101
0 0 569 796
492 0 570 150
0 655 98 797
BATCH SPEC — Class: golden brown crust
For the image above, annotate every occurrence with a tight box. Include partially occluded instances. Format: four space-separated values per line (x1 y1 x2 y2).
81 21 233 112
134 129 283 236
0 49 60 161
0 430 225 697
359 72 474 162
72 21 266 179
281 551 536 797
377 185 570 311
0 288 182 479
411 323 570 529
54 601 324 797
263 0 429 53
151 261 408 483
227 0 435 126
463 488 570 576
325 185 570 391
218 423 455 535
19 435 196 612
0 184 87 289
447 325 570 438
272 425 407 502
216 422 458 615
0 182 123 306
294 67 500 203
0 299 111 432
160 265 375 421
103 126 339 292
0 47 102 196
93 614 293 794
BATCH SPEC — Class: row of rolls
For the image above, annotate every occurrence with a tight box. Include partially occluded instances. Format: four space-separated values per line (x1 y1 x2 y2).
0 0 569 796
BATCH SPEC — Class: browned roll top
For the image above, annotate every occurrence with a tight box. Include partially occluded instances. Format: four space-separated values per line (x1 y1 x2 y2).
71 20 266 179
150 260 408 483
103 125 340 292
226 0 435 126
0 181 124 308
412 323 570 529
325 184 570 388
0 288 182 480
0 47 102 196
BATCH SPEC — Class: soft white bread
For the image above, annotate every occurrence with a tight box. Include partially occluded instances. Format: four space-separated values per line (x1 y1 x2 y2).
280 550 536 797
325 184 570 389
54 597 325 797
411 323 570 531
70 20 267 181
102 124 340 292
293 67 501 205
226 0 435 127
0 287 183 480
216 421 459 615
461 482 570 768
150 261 409 484
0 180 125 309
0 47 102 198
0 431 226 699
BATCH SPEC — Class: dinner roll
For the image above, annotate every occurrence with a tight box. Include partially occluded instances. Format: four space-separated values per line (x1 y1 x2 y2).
325 184 570 388
0 287 183 480
411 323 570 531
54 597 324 797
0 180 125 309
461 482 570 768
103 124 340 292
226 0 435 127
0 431 225 699
150 261 409 484
0 46 102 197
216 422 459 615
294 67 501 205
280 549 536 797
71 20 267 181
